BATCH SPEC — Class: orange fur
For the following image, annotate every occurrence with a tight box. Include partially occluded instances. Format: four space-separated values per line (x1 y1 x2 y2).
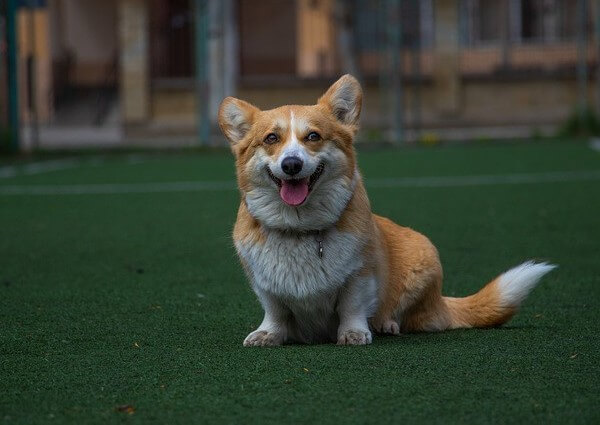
233 202 265 246
220 74 552 346
371 216 518 332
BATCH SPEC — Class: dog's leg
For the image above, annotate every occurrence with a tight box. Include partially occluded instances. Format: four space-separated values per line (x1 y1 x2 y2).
243 287 289 347
336 274 378 345
371 253 443 335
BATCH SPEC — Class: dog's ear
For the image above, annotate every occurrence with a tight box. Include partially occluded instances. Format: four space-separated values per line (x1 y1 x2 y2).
318 74 362 126
218 97 260 145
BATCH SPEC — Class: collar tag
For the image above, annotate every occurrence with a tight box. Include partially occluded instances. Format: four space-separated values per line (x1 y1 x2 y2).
315 231 324 259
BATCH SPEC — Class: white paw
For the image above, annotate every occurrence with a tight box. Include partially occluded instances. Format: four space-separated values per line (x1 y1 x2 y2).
337 329 372 346
243 330 283 347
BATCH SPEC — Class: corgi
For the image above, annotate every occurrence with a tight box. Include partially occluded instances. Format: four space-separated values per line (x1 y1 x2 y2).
218 74 556 346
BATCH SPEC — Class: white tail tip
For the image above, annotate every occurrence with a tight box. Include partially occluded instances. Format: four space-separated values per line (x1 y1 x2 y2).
498 261 557 306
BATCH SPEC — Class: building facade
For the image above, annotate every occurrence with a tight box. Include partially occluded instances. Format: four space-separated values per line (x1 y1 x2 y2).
3 0 599 148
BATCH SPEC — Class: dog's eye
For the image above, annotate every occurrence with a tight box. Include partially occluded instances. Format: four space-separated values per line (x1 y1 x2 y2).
306 132 321 142
264 133 279 144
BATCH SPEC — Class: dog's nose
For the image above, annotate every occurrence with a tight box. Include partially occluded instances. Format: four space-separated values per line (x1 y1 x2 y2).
281 156 303 176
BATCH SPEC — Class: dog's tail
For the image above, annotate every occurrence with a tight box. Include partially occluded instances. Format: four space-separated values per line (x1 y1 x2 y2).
443 261 556 329
403 261 556 332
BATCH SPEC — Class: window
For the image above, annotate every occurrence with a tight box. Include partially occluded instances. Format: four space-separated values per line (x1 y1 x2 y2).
462 0 506 45
355 0 434 52
462 0 585 45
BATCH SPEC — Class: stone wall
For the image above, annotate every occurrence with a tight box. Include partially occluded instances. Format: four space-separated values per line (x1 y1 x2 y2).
146 76 596 140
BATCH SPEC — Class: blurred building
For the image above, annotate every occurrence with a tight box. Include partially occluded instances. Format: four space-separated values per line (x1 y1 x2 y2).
1 0 599 149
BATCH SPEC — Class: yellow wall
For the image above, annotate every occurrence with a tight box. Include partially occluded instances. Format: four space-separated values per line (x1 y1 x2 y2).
17 8 52 123
296 0 336 77
148 78 595 136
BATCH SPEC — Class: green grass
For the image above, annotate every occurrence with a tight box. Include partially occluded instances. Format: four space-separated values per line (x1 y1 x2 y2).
1 141 599 424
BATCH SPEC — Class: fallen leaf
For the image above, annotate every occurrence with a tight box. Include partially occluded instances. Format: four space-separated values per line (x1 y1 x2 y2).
133 342 140 348
570 353 578 359
303 368 309 373
116 404 135 414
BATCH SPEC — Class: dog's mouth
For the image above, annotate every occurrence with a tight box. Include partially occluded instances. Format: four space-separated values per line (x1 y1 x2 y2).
266 162 325 206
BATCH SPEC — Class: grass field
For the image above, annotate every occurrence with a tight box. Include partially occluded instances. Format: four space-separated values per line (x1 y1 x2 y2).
1 141 599 424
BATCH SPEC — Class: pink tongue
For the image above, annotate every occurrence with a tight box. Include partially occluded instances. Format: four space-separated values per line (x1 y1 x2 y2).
280 178 309 206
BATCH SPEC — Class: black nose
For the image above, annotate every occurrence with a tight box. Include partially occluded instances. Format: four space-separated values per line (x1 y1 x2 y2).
281 156 303 176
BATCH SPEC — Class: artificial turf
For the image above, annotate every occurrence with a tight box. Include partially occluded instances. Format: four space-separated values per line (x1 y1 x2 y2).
1 141 599 424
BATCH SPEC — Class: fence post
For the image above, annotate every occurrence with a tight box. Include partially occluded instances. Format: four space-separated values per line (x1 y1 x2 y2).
194 0 210 146
501 0 510 68
412 0 425 141
596 0 600 113
7 0 19 152
387 0 403 145
223 0 238 98
577 0 589 123
432 0 461 119
378 0 389 138
27 0 39 151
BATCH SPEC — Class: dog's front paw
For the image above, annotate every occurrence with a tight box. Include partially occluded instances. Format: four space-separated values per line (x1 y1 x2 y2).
337 329 372 346
243 330 283 347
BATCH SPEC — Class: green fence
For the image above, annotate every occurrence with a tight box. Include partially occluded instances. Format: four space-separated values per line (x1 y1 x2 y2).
0 0 19 152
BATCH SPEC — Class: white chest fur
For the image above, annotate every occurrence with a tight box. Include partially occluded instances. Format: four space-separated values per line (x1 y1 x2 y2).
236 228 367 342
236 228 364 300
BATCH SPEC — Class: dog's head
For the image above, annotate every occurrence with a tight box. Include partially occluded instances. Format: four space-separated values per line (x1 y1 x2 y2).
219 75 362 231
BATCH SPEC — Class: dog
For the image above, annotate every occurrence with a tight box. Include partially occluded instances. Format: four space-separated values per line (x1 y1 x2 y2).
218 74 556 346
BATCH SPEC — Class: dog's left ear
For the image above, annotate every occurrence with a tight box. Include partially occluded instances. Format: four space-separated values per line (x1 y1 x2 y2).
218 97 260 146
318 74 362 126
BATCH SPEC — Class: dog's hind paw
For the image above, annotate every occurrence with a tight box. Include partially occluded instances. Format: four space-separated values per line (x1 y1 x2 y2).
243 330 283 347
371 318 401 335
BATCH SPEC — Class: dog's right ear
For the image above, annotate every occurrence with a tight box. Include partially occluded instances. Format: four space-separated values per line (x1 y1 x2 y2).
318 74 362 126
218 97 260 146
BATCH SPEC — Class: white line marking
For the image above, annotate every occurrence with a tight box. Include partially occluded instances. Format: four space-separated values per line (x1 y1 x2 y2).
0 170 598 196
22 159 81 175
0 155 156 180
366 170 600 188
0 167 17 178
0 180 237 195
0 159 81 179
